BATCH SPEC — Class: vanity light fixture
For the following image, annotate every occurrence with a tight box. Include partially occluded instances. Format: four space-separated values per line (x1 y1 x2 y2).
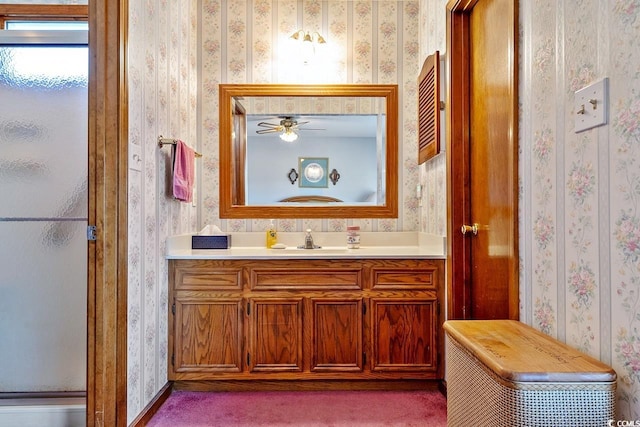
290 29 326 45
279 127 299 142
289 30 326 65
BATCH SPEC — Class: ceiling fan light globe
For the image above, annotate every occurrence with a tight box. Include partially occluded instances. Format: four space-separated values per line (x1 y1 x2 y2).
280 129 298 142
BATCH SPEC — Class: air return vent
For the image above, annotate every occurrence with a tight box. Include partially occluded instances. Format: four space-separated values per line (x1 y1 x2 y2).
418 50 442 164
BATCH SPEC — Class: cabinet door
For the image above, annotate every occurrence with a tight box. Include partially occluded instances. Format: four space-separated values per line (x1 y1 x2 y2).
370 298 437 372
248 298 303 372
173 297 243 373
310 298 363 372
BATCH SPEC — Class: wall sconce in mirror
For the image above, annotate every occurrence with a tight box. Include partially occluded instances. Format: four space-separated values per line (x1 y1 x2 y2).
329 168 340 185
288 168 298 185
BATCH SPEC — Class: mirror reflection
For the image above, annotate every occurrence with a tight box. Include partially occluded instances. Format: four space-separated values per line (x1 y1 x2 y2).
219 84 398 219
246 112 385 205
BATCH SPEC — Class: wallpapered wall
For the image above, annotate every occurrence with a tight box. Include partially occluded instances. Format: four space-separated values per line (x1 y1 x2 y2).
199 0 423 234
417 0 447 237
126 1 198 422
124 0 425 422
421 0 640 420
28 0 639 422
518 1 640 419
128 0 640 420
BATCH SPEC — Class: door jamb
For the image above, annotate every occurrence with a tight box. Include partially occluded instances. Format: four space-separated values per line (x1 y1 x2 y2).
446 0 474 320
87 0 128 425
446 0 519 321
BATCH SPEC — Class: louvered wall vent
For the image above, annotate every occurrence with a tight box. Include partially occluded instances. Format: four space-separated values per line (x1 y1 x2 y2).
418 50 442 164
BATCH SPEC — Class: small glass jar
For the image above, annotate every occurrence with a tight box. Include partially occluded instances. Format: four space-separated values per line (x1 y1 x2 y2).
347 226 360 249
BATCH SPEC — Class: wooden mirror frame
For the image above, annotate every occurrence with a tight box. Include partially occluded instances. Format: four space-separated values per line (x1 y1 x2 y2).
219 84 399 219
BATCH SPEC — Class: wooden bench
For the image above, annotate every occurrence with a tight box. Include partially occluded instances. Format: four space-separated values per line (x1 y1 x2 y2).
444 320 616 426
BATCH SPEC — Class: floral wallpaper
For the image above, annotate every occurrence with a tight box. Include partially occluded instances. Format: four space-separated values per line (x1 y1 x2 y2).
123 0 640 422
199 0 422 234
520 0 640 420
124 0 422 422
126 0 198 423
518 0 640 420
417 0 447 237
419 0 640 420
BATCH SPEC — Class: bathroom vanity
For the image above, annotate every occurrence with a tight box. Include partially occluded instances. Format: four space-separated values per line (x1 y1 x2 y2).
166 233 445 388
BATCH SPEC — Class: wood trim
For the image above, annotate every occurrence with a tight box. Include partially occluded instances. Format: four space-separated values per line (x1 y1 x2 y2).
219 84 399 219
128 382 173 427
446 0 519 320
0 5 88 28
509 2 520 320
0 5 88 17
446 2 472 320
172 379 443 392
232 101 246 206
87 0 128 426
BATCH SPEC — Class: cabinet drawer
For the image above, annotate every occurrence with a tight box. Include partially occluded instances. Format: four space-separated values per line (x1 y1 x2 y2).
249 267 363 290
175 266 243 291
371 266 436 290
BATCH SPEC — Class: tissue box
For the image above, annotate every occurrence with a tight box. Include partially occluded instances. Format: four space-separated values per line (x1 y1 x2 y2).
191 235 231 249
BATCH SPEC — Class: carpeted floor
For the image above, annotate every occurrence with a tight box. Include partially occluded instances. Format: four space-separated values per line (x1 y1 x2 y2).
147 390 447 427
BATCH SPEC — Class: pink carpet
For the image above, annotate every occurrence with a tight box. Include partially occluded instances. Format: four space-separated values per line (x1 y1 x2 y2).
147 390 447 427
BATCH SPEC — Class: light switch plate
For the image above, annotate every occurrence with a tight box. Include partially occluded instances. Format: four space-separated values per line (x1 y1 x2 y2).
129 144 142 171
574 77 608 133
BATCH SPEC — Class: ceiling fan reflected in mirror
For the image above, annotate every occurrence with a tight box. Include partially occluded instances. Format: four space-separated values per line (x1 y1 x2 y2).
255 117 324 142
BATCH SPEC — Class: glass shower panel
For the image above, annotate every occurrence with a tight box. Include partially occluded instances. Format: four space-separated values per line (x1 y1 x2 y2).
0 222 87 391
0 46 88 217
0 44 87 392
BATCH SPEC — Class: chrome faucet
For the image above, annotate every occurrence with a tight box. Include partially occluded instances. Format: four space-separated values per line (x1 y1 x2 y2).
304 229 315 249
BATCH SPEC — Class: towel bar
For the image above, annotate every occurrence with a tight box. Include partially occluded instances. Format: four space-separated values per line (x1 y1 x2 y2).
157 135 202 157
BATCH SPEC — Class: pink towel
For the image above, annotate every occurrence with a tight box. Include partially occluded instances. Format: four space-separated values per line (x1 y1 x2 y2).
172 140 195 202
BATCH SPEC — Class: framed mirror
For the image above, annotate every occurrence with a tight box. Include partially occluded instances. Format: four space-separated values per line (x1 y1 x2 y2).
219 84 398 218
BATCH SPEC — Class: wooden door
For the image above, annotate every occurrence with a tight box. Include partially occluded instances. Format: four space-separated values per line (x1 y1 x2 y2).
447 0 519 320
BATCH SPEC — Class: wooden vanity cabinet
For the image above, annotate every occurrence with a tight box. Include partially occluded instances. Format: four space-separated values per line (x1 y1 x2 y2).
168 258 443 383
369 266 440 373
170 262 245 376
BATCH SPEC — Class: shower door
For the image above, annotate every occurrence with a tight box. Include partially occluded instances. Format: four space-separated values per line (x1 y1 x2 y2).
0 29 88 393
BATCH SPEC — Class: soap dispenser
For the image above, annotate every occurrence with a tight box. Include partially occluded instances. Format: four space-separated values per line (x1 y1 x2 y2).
266 219 278 248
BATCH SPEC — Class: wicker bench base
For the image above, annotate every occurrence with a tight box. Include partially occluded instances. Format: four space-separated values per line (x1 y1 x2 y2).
444 321 616 427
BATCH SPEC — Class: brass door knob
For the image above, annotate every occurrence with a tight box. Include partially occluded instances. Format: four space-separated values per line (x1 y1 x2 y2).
461 223 478 235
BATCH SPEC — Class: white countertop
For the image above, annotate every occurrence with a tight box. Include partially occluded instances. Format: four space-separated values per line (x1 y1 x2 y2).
166 232 446 260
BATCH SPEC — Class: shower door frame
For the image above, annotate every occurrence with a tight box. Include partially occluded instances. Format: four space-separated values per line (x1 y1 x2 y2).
0 28 88 403
1 4 128 425
87 1 129 426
